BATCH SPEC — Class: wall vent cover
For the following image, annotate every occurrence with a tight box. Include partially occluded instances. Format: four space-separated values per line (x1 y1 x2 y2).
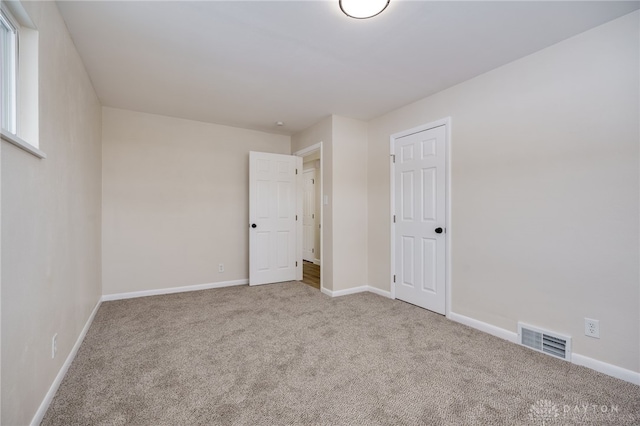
518 322 571 361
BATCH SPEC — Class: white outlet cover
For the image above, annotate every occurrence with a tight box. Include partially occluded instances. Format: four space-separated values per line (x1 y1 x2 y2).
584 318 600 338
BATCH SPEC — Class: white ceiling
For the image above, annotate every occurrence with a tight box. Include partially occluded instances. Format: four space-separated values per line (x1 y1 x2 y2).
57 1 639 135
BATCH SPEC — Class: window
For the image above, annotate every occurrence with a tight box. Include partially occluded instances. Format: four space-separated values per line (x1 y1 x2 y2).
0 1 42 158
0 7 18 135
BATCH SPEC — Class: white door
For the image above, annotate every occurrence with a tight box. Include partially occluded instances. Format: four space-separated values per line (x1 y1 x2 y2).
302 169 316 262
249 151 302 285
394 125 446 314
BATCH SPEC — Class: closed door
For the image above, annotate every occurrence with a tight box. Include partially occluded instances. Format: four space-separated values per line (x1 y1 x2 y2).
249 151 301 285
302 169 316 262
394 125 446 314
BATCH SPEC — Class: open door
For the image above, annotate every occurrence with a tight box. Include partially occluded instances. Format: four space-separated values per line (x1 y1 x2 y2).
249 151 302 285
302 168 317 262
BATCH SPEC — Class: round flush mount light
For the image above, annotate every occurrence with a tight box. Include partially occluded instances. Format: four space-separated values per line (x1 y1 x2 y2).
339 0 390 19
276 121 285 127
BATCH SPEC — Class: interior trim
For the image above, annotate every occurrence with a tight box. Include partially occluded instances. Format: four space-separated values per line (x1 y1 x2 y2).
1 130 46 159
30 299 101 426
102 279 248 302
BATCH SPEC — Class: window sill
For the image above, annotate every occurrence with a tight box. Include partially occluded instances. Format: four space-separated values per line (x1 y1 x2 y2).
1 130 45 159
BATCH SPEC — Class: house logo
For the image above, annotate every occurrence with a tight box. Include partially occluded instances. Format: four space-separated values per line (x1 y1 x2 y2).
528 400 627 424
529 400 560 425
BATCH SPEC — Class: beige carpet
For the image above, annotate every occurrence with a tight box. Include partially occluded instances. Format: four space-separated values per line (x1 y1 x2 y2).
42 282 639 425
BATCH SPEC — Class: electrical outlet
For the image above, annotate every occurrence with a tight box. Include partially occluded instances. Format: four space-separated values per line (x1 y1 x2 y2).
585 318 600 338
218 263 224 273
52 334 58 359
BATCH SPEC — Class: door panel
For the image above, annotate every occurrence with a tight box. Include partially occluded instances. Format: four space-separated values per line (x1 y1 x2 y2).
250 152 301 285
422 168 436 220
401 236 415 287
394 125 446 314
276 231 289 268
421 238 437 293
401 171 414 221
256 232 270 271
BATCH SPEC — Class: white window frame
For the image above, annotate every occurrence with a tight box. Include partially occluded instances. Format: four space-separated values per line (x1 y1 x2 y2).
0 0 44 159
0 6 18 135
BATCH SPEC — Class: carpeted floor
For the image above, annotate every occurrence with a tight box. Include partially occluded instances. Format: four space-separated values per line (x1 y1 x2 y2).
42 282 639 425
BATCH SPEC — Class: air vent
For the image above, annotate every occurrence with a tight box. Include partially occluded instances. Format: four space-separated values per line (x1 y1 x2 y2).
518 323 571 361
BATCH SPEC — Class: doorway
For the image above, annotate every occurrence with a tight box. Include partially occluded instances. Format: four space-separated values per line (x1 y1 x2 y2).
295 143 323 291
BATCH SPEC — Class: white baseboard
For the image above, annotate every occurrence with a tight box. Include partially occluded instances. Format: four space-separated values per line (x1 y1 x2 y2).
366 286 393 299
320 285 392 299
448 311 640 385
572 353 640 385
101 279 248 302
321 285 369 297
448 312 518 343
30 298 102 426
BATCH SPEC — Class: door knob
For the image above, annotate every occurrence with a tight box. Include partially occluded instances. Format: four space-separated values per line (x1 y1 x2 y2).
251 224 257 228
435 227 443 234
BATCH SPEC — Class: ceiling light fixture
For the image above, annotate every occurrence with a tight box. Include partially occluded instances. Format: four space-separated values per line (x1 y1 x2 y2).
339 0 390 19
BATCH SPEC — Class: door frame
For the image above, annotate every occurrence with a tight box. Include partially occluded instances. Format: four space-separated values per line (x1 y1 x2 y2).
294 142 324 292
389 118 452 317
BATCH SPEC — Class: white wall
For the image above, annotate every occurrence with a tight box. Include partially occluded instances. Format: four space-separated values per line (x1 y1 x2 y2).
1 2 103 424
102 108 290 296
331 116 368 291
292 115 369 292
367 12 639 372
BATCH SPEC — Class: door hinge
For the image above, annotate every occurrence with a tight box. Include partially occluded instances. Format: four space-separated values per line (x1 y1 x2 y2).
296 215 298 221
312 179 314 184
296 169 298 175
312 248 314 253
393 215 396 223
391 154 395 163
296 261 298 267
312 213 314 219
393 275 396 283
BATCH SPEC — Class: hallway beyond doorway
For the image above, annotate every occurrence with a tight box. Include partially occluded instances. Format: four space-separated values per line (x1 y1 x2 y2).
301 261 320 289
